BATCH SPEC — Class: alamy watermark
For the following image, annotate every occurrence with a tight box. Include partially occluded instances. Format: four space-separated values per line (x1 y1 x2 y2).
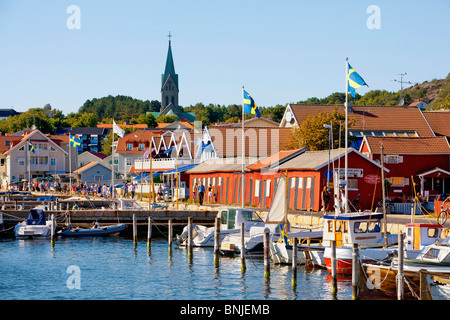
366 5 381 30
66 5 81 30
66 265 81 290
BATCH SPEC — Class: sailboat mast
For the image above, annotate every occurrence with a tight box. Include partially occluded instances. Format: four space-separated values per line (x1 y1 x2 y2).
381 143 387 247
344 57 349 214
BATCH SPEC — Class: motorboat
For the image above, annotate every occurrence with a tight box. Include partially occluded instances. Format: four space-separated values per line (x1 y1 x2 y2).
58 222 126 237
14 206 56 239
176 206 265 247
220 175 323 257
113 198 145 210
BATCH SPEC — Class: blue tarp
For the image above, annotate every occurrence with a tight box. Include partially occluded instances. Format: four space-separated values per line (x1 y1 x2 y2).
133 172 150 181
163 163 199 175
144 172 162 180
26 209 46 225
37 196 55 201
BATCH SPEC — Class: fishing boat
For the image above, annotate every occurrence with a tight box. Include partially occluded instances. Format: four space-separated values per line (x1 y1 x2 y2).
220 175 323 257
361 262 450 300
14 206 56 239
176 206 265 247
58 222 126 237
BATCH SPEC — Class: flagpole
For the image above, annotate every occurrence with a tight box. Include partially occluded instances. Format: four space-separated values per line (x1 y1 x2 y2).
241 86 245 208
344 57 349 214
111 122 115 200
69 137 72 196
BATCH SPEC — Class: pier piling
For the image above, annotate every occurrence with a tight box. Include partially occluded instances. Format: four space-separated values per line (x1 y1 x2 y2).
132 214 137 248
240 222 246 272
397 233 405 300
51 214 55 247
147 217 152 252
352 243 359 300
213 217 220 267
292 237 297 287
331 240 337 296
187 217 193 260
263 228 270 279
168 219 173 255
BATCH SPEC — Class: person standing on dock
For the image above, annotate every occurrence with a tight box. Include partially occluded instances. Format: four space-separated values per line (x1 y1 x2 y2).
198 182 205 205
321 187 330 214
193 182 198 204
130 183 136 199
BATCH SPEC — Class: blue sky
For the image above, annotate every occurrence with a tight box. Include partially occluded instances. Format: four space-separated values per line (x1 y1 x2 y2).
0 0 449 116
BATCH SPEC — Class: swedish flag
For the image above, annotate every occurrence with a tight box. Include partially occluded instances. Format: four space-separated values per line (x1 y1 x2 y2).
69 134 82 150
28 141 35 153
72 202 79 210
243 90 261 118
347 62 368 98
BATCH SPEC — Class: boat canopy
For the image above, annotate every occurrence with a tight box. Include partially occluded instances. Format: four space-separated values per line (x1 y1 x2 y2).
26 209 46 225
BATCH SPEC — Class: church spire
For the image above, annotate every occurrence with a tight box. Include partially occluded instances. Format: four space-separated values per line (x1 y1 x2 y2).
161 32 179 110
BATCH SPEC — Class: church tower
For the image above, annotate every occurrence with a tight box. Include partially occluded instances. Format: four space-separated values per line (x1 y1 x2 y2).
161 32 179 111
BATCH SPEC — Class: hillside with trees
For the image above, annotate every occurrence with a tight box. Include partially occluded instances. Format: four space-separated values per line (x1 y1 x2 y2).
0 73 448 134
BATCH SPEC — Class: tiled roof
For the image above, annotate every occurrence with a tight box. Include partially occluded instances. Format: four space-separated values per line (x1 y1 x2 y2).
186 157 258 173
247 149 302 171
423 111 450 138
206 126 292 158
363 136 450 155
116 129 169 153
288 104 435 137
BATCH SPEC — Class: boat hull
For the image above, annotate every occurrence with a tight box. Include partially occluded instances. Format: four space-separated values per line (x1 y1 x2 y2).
14 223 54 239
58 224 126 237
324 246 394 275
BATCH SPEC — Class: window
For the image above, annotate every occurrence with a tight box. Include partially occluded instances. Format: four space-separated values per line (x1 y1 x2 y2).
241 211 263 222
354 221 368 233
139 143 145 151
18 158 25 166
5 141 10 146
347 179 358 190
127 143 133 150
19 146 25 151
50 158 56 166
50 146 56 152
126 158 133 166
328 221 333 233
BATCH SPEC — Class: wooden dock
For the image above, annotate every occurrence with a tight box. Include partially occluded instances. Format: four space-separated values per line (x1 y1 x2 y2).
1 208 218 226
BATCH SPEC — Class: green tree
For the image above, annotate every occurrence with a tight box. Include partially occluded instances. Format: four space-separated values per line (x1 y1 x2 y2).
132 113 157 128
283 107 355 151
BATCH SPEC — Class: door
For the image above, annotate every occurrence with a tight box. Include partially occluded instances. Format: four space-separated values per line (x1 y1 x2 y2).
335 220 343 247
413 226 421 250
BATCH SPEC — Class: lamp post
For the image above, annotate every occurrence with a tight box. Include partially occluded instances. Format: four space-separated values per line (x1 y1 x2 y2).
323 123 332 191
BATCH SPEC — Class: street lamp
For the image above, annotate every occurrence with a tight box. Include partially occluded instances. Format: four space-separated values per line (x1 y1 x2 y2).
323 123 332 191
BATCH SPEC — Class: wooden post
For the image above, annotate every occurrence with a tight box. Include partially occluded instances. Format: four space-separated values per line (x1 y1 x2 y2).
352 243 359 300
397 233 404 300
240 222 246 272
168 219 173 255
147 216 152 252
132 214 137 249
214 217 220 267
50 214 55 247
331 240 338 296
263 228 270 279
292 237 298 287
187 217 193 260
419 269 432 300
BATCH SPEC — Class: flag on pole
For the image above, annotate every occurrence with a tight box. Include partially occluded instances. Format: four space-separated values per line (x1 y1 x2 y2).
347 62 368 98
69 134 82 150
28 141 35 153
143 148 150 159
243 90 261 118
113 120 125 138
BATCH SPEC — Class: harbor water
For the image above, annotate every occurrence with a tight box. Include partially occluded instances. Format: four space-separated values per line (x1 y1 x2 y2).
0 234 354 301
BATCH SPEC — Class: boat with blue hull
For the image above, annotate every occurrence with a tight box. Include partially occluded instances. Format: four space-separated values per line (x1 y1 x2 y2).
58 223 126 237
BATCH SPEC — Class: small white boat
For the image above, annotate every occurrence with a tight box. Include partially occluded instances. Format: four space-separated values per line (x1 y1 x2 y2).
176 206 265 247
114 198 145 210
14 206 56 239
220 175 323 257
